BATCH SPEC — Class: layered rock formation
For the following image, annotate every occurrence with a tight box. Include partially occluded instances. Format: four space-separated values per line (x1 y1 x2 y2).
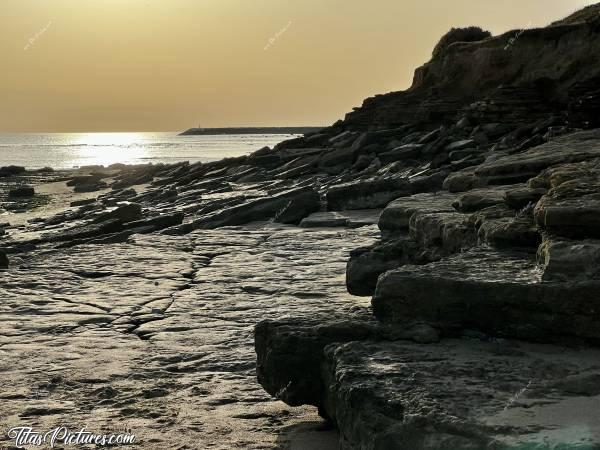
251 5 600 449
3 5 600 449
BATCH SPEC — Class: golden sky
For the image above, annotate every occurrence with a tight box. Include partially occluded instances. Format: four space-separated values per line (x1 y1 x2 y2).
0 0 596 132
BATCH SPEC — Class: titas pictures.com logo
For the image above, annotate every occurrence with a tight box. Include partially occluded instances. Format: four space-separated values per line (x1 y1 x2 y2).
7 426 136 448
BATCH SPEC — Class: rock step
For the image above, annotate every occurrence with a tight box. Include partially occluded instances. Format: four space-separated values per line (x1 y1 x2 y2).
538 237 600 282
378 193 456 232
373 248 600 344
321 339 600 450
254 318 439 411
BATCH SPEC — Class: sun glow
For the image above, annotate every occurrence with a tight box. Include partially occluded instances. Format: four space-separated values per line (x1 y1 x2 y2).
70 132 149 167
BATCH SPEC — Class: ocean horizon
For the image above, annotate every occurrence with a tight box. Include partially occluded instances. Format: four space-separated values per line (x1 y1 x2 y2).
0 132 298 170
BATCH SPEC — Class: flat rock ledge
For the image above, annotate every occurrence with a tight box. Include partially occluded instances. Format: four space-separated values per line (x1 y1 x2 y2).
256 322 600 449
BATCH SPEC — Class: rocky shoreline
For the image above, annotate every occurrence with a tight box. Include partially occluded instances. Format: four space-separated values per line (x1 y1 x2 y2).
3 4 600 449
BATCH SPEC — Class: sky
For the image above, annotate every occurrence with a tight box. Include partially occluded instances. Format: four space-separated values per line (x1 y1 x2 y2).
0 0 597 132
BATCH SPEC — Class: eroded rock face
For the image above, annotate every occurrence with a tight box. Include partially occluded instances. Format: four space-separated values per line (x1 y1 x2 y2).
255 318 440 411
538 237 600 282
373 248 600 344
345 15 600 130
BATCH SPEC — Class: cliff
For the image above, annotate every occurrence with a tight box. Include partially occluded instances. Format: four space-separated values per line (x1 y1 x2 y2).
341 7 600 130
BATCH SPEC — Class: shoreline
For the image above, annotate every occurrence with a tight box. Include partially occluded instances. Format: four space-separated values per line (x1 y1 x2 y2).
4 4 600 448
0 163 372 449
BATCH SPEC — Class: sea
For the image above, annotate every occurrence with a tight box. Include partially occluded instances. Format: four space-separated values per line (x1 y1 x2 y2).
0 132 298 170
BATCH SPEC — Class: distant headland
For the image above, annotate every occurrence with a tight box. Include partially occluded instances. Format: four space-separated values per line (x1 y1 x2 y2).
178 127 323 136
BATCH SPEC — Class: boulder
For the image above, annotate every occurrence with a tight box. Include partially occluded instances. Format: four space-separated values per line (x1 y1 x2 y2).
319 146 358 168
351 154 373 172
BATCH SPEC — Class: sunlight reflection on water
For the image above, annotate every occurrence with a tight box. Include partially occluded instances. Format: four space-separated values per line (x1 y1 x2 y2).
0 132 296 169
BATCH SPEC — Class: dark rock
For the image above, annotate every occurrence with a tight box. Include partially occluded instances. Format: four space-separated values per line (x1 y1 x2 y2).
475 130 600 186
44 219 124 243
300 212 348 228
351 154 373 172
91 203 143 224
534 180 600 238
255 318 439 410
379 144 424 163
124 212 184 231
538 237 600 282
273 190 321 225
169 187 320 232
417 127 442 144
73 182 108 193
326 177 412 211
432 26 492 58
408 170 448 193
0 249 8 268
452 186 507 212
347 238 442 296
442 169 480 192
0 165 26 177
300 210 380 229
445 139 476 152
319 339 600 450
70 198 97 207
409 210 476 252
8 186 35 198
319 147 358 168
478 217 541 248
504 187 547 209
378 192 455 232
373 248 600 343
66 175 103 187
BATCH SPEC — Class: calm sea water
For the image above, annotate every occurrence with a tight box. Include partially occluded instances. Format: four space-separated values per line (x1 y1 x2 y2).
0 132 297 170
